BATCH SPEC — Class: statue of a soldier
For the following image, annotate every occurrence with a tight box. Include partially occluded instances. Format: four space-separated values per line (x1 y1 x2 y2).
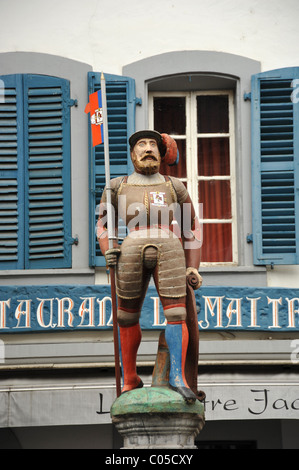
97 130 202 403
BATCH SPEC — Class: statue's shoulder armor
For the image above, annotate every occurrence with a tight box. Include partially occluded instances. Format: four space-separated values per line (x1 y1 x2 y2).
167 176 189 205
110 176 125 190
101 176 125 206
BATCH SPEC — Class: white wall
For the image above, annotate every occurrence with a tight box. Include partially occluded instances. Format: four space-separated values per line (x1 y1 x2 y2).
267 266 299 288
0 0 298 74
1 0 298 287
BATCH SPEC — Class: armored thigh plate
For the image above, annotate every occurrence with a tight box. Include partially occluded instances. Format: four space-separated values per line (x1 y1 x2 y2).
116 228 186 300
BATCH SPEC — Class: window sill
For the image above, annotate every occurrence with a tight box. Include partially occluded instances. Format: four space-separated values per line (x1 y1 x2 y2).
93 265 267 275
198 265 267 287
0 268 95 277
199 265 266 273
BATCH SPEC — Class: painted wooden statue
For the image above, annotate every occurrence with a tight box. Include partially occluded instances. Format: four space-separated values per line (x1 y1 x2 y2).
97 130 203 403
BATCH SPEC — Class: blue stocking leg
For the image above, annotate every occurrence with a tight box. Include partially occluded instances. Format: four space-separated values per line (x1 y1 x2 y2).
165 321 196 403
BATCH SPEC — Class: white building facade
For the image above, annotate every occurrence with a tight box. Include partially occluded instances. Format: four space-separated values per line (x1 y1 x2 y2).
1 0 299 449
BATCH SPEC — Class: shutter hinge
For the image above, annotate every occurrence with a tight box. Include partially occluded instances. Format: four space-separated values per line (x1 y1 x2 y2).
68 98 78 107
135 97 142 106
91 188 103 195
244 92 252 102
246 234 253 243
68 236 79 246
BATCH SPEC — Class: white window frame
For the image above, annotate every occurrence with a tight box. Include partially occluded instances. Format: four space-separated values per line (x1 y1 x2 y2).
149 90 238 266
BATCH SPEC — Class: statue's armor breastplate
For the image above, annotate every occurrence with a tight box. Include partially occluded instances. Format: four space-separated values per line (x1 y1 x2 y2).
117 178 178 229
98 174 190 300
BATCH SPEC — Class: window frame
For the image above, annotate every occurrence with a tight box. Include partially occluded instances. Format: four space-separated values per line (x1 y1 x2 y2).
149 89 238 266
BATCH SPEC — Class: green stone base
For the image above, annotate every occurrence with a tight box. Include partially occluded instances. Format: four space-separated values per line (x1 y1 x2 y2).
111 387 205 449
111 386 205 417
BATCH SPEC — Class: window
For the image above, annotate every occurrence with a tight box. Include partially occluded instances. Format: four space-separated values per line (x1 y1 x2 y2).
0 74 73 270
149 91 237 265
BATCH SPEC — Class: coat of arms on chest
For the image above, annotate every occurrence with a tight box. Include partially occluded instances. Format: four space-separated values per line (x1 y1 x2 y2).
150 191 167 207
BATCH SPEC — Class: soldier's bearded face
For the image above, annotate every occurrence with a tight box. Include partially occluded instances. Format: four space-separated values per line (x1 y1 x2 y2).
131 138 161 175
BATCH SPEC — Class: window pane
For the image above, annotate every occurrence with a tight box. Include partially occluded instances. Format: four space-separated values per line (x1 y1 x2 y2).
197 95 229 133
201 223 232 263
154 97 186 135
198 138 230 176
159 139 186 178
199 180 232 219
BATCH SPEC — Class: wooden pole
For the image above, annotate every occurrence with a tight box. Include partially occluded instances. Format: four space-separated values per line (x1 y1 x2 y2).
101 72 121 398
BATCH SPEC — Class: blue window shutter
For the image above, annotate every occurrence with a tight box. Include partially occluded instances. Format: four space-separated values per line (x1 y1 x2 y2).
0 74 25 269
0 74 72 270
87 72 137 267
22 75 72 269
251 67 299 265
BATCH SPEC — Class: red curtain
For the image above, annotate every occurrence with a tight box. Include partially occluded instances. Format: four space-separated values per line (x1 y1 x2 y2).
202 223 232 263
154 97 187 178
198 138 232 263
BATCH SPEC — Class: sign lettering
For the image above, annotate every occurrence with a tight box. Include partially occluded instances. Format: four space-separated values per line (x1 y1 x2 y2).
1 285 299 333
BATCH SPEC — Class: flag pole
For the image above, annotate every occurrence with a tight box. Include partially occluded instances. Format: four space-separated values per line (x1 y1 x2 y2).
101 72 122 398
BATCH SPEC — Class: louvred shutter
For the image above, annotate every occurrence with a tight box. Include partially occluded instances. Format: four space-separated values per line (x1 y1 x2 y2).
251 67 299 265
23 75 72 268
0 75 24 269
88 72 136 267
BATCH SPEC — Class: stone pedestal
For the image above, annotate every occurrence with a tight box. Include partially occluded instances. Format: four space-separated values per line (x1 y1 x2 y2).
111 387 205 449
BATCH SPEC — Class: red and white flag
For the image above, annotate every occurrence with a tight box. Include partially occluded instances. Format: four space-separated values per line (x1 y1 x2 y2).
85 90 104 147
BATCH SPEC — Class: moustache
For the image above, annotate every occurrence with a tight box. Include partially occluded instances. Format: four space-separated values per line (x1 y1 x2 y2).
141 153 158 162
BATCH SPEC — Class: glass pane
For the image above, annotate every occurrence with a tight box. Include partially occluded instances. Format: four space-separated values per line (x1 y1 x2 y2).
198 138 230 176
197 95 229 133
159 139 186 178
198 180 231 219
154 97 186 135
201 223 232 263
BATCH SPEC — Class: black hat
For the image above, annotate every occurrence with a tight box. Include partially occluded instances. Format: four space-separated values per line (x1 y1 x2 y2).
129 130 163 152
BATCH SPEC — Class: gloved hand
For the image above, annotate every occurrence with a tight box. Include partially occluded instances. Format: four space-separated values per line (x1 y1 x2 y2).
105 248 121 267
186 267 203 290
